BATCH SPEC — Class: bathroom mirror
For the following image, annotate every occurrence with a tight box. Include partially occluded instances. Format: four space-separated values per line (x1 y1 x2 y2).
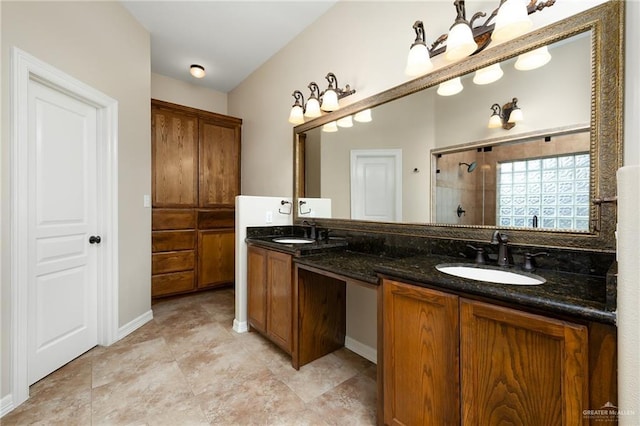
293 2 622 251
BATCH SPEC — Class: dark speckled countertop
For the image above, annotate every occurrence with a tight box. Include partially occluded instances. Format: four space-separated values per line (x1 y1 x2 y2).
246 231 616 325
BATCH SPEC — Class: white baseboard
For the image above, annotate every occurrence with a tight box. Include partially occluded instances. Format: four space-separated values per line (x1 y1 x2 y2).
1 394 15 418
117 309 153 341
345 336 377 364
233 319 248 333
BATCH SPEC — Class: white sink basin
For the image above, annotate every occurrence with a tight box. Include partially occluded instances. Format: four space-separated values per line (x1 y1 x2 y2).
272 237 316 244
435 264 545 285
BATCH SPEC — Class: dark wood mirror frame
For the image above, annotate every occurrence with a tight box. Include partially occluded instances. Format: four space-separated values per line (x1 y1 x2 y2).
293 2 623 252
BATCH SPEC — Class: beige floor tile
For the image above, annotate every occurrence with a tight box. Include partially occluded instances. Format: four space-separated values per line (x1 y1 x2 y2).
307 373 377 425
1 287 377 425
91 337 174 388
196 372 306 425
91 360 194 425
277 352 362 403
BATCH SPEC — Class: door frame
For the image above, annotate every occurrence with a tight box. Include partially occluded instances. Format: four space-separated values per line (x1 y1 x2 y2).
9 48 119 406
350 149 403 221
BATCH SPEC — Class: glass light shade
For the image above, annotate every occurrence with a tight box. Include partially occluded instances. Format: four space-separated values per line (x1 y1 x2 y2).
508 108 524 123
514 46 552 71
437 77 463 96
304 97 321 118
190 65 205 78
405 43 433 76
337 115 353 128
473 63 504 85
354 109 372 123
321 89 339 111
288 105 305 125
492 0 533 43
488 114 503 129
322 121 338 132
445 22 478 61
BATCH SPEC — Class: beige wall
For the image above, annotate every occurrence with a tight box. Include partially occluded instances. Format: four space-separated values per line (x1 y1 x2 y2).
1 1 150 399
151 72 227 115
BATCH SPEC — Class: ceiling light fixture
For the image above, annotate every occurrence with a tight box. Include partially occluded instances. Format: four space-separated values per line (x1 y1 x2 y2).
404 0 555 76
288 72 356 124
190 64 205 78
488 97 523 129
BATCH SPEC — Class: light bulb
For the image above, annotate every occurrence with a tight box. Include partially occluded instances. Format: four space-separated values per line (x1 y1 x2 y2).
304 98 321 118
515 46 552 71
445 22 477 61
288 105 304 125
492 0 533 43
405 43 433 76
337 115 353 128
321 89 339 111
354 109 372 123
437 77 463 96
322 121 338 132
473 63 504 85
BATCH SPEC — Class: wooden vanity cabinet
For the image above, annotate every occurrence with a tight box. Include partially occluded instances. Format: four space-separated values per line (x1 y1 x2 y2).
381 278 615 426
151 100 241 298
382 279 460 425
247 246 293 353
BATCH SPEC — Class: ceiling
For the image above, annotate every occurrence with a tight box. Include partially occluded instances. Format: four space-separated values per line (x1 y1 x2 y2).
121 1 338 93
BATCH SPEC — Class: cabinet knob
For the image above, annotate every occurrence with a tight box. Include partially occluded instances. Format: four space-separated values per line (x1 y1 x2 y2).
89 235 102 244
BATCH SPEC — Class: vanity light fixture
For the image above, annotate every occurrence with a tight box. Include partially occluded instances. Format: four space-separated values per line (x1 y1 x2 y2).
354 109 372 123
405 0 555 74
445 0 478 61
473 63 504 85
304 82 322 119
288 72 356 124
405 21 434 76
190 64 205 78
488 97 523 129
322 121 338 133
514 46 552 70
437 77 464 96
337 115 354 128
492 0 533 43
288 90 306 125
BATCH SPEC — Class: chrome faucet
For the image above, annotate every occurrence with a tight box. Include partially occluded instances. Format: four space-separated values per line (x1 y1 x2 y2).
303 220 317 240
491 230 510 266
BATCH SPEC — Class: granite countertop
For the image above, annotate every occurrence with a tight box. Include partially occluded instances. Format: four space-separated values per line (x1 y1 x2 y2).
246 237 616 325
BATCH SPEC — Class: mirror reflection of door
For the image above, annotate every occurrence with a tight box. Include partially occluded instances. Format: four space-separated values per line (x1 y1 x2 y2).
350 149 402 222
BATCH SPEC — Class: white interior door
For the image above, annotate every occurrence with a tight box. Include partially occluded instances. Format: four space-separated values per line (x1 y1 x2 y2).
350 149 402 222
27 79 99 384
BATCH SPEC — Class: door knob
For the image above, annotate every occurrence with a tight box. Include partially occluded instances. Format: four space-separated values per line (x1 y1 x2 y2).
89 235 101 244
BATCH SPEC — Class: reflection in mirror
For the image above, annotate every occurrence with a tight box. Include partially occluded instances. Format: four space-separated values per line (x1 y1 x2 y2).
434 129 590 230
302 30 592 230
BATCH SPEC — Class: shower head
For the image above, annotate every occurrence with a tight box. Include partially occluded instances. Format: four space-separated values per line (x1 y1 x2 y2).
459 161 477 173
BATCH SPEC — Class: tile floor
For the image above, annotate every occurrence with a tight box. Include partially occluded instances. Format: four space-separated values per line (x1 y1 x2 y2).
2 288 377 425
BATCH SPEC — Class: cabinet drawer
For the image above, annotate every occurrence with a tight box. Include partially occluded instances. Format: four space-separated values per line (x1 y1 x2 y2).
152 230 196 252
152 271 195 297
152 209 196 230
197 209 235 229
152 251 195 274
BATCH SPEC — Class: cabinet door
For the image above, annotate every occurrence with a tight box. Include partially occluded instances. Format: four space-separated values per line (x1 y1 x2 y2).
247 246 267 334
461 299 588 426
266 250 293 353
382 279 460 426
198 229 235 289
199 119 240 207
151 107 198 207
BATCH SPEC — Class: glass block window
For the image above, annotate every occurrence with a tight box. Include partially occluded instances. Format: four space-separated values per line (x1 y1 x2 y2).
497 153 590 231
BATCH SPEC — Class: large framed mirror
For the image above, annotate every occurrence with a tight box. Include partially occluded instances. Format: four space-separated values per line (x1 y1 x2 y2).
293 1 623 251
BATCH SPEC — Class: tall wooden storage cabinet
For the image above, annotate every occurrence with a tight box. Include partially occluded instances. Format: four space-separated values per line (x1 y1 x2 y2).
151 99 241 298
